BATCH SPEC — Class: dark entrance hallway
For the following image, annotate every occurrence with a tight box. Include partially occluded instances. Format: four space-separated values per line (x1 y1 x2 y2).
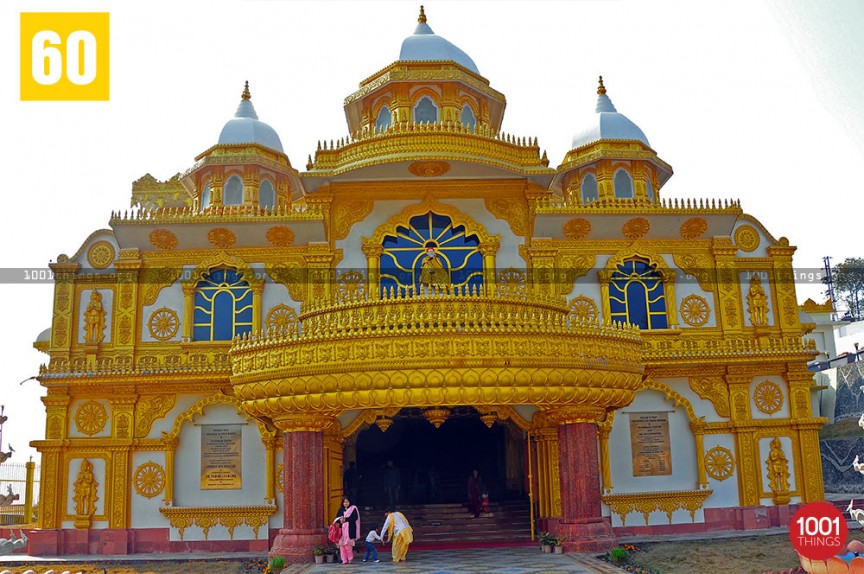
351 408 523 508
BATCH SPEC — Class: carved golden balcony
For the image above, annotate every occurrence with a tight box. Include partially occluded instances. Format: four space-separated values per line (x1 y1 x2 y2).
304 121 553 178
533 196 742 215
109 203 324 225
230 288 644 426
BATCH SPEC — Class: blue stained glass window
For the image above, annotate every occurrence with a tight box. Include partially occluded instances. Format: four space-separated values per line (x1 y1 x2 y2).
193 268 253 341
609 257 667 329
380 212 483 294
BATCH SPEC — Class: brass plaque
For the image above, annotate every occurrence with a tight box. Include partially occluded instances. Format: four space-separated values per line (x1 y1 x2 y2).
201 424 242 490
629 412 672 477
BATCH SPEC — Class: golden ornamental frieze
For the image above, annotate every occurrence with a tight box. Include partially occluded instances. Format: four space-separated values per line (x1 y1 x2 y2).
265 260 307 302
181 251 264 290
43 348 233 377
639 378 701 424
672 253 715 292
642 333 815 366
602 489 712 526
688 376 731 418
233 367 643 417
162 393 271 442
134 395 177 438
557 255 596 296
348 64 501 104
159 505 277 541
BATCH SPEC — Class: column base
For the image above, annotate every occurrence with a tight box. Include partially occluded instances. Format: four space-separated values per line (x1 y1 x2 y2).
557 517 616 553
269 528 326 564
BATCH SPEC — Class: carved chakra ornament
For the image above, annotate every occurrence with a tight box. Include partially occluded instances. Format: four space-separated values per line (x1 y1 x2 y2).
407 161 451 177
133 462 166 498
753 381 783 415
734 225 760 252
562 217 591 240
704 446 735 481
75 401 108 436
147 307 180 341
622 217 650 240
679 294 710 327
87 241 116 269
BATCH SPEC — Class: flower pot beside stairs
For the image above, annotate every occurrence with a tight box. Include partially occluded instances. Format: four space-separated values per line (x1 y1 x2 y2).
313 546 325 564
538 531 554 553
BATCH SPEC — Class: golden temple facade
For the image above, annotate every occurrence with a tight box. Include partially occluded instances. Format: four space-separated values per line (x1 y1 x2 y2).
29 7 823 559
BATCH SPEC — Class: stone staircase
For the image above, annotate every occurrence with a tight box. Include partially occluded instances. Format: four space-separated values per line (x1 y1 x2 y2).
364 500 534 549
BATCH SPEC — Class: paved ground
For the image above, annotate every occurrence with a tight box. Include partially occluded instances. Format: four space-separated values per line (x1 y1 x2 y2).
0 548 619 574
297 548 619 574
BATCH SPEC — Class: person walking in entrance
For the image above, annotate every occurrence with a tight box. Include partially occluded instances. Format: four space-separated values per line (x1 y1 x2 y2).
343 460 360 502
333 497 361 564
381 508 414 563
383 459 401 508
363 527 383 562
467 469 485 518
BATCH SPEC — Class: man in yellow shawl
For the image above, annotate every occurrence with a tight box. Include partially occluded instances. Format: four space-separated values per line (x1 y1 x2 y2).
381 509 413 562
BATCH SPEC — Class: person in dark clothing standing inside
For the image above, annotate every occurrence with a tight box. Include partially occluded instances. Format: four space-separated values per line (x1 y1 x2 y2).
467 469 485 518
383 460 401 509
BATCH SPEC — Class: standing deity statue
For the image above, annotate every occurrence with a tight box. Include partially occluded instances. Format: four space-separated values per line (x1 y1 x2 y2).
766 437 790 503
73 459 99 517
419 248 450 292
746 274 769 326
83 290 107 344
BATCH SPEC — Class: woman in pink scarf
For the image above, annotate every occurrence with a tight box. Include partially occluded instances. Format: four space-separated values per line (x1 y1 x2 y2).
333 497 361 564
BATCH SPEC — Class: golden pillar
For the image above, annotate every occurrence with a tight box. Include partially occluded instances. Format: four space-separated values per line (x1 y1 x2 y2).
534 425 562 518
363 242 383 300
728 373 759 506
712 239 743 333
182 284 194 340
690 419 708 488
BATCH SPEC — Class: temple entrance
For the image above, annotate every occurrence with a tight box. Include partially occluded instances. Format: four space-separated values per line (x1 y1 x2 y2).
346 407 527 508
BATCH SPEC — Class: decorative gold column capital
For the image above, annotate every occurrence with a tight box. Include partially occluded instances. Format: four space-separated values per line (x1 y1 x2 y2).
541 405 606 425
273 412 339 433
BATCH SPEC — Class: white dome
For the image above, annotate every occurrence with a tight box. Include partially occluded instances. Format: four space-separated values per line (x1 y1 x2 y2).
37 327 51 342
571 79 650 150
399 8 479 75
217 83 284 153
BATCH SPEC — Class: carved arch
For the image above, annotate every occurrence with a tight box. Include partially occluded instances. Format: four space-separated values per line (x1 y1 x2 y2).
181 251 264 291
163 393 273 441
638 378 702 425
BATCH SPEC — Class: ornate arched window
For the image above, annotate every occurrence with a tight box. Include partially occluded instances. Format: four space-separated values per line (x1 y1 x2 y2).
614 169 634 199
223 175 244 206
200 182 211 210
460 104 476 129
380 212 483 294
193 268 253 340
608 257 668 329
259 180 276 209
375 106 392 131
581 173 599 203
413 97 438 124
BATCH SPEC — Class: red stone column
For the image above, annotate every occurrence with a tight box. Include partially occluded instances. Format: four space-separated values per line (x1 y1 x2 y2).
556 421 616 553
270 429 327 563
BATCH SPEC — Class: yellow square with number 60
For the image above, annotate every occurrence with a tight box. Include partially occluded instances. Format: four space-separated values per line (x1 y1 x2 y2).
20 12 110 101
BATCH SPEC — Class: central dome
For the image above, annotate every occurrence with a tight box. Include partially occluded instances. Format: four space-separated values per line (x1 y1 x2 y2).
571 77 650 150
399 6 480 75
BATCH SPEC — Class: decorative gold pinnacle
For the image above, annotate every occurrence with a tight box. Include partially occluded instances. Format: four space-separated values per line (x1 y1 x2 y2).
418 5 427 23
597 75 606 96
242 80 251 101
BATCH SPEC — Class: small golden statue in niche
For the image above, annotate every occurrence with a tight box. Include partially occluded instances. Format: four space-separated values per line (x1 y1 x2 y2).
73 459 99 527
419 247 450 292
765 437 790 504
83 290 106 344
746 274 769 327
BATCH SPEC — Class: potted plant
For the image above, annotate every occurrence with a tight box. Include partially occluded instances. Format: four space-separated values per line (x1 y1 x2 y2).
265 556 286 573
538 531 554 553
313 546 326 564
552 535 567 554
325 541 339 563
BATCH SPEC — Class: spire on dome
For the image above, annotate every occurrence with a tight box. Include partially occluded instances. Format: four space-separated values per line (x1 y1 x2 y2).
242 80 251 101
594 76 617 114
418 5 427 24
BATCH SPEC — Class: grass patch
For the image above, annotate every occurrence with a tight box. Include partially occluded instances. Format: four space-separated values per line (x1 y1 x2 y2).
819 417 863 440
631 532 864 574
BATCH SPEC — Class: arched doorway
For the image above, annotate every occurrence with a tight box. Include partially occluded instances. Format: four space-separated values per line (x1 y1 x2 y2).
346 407 527 509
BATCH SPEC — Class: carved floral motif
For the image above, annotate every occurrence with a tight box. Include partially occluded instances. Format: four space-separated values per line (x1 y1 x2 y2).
207 228 236 249
562 218 591 240
149 229 178 250
679 217 708 240
266 225 295 247
407 160 451 177
622 217 650 240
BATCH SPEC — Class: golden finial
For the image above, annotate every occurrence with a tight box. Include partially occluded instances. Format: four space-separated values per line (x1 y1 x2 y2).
242 80 251 100
418 5 427 23
597 76 606 96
